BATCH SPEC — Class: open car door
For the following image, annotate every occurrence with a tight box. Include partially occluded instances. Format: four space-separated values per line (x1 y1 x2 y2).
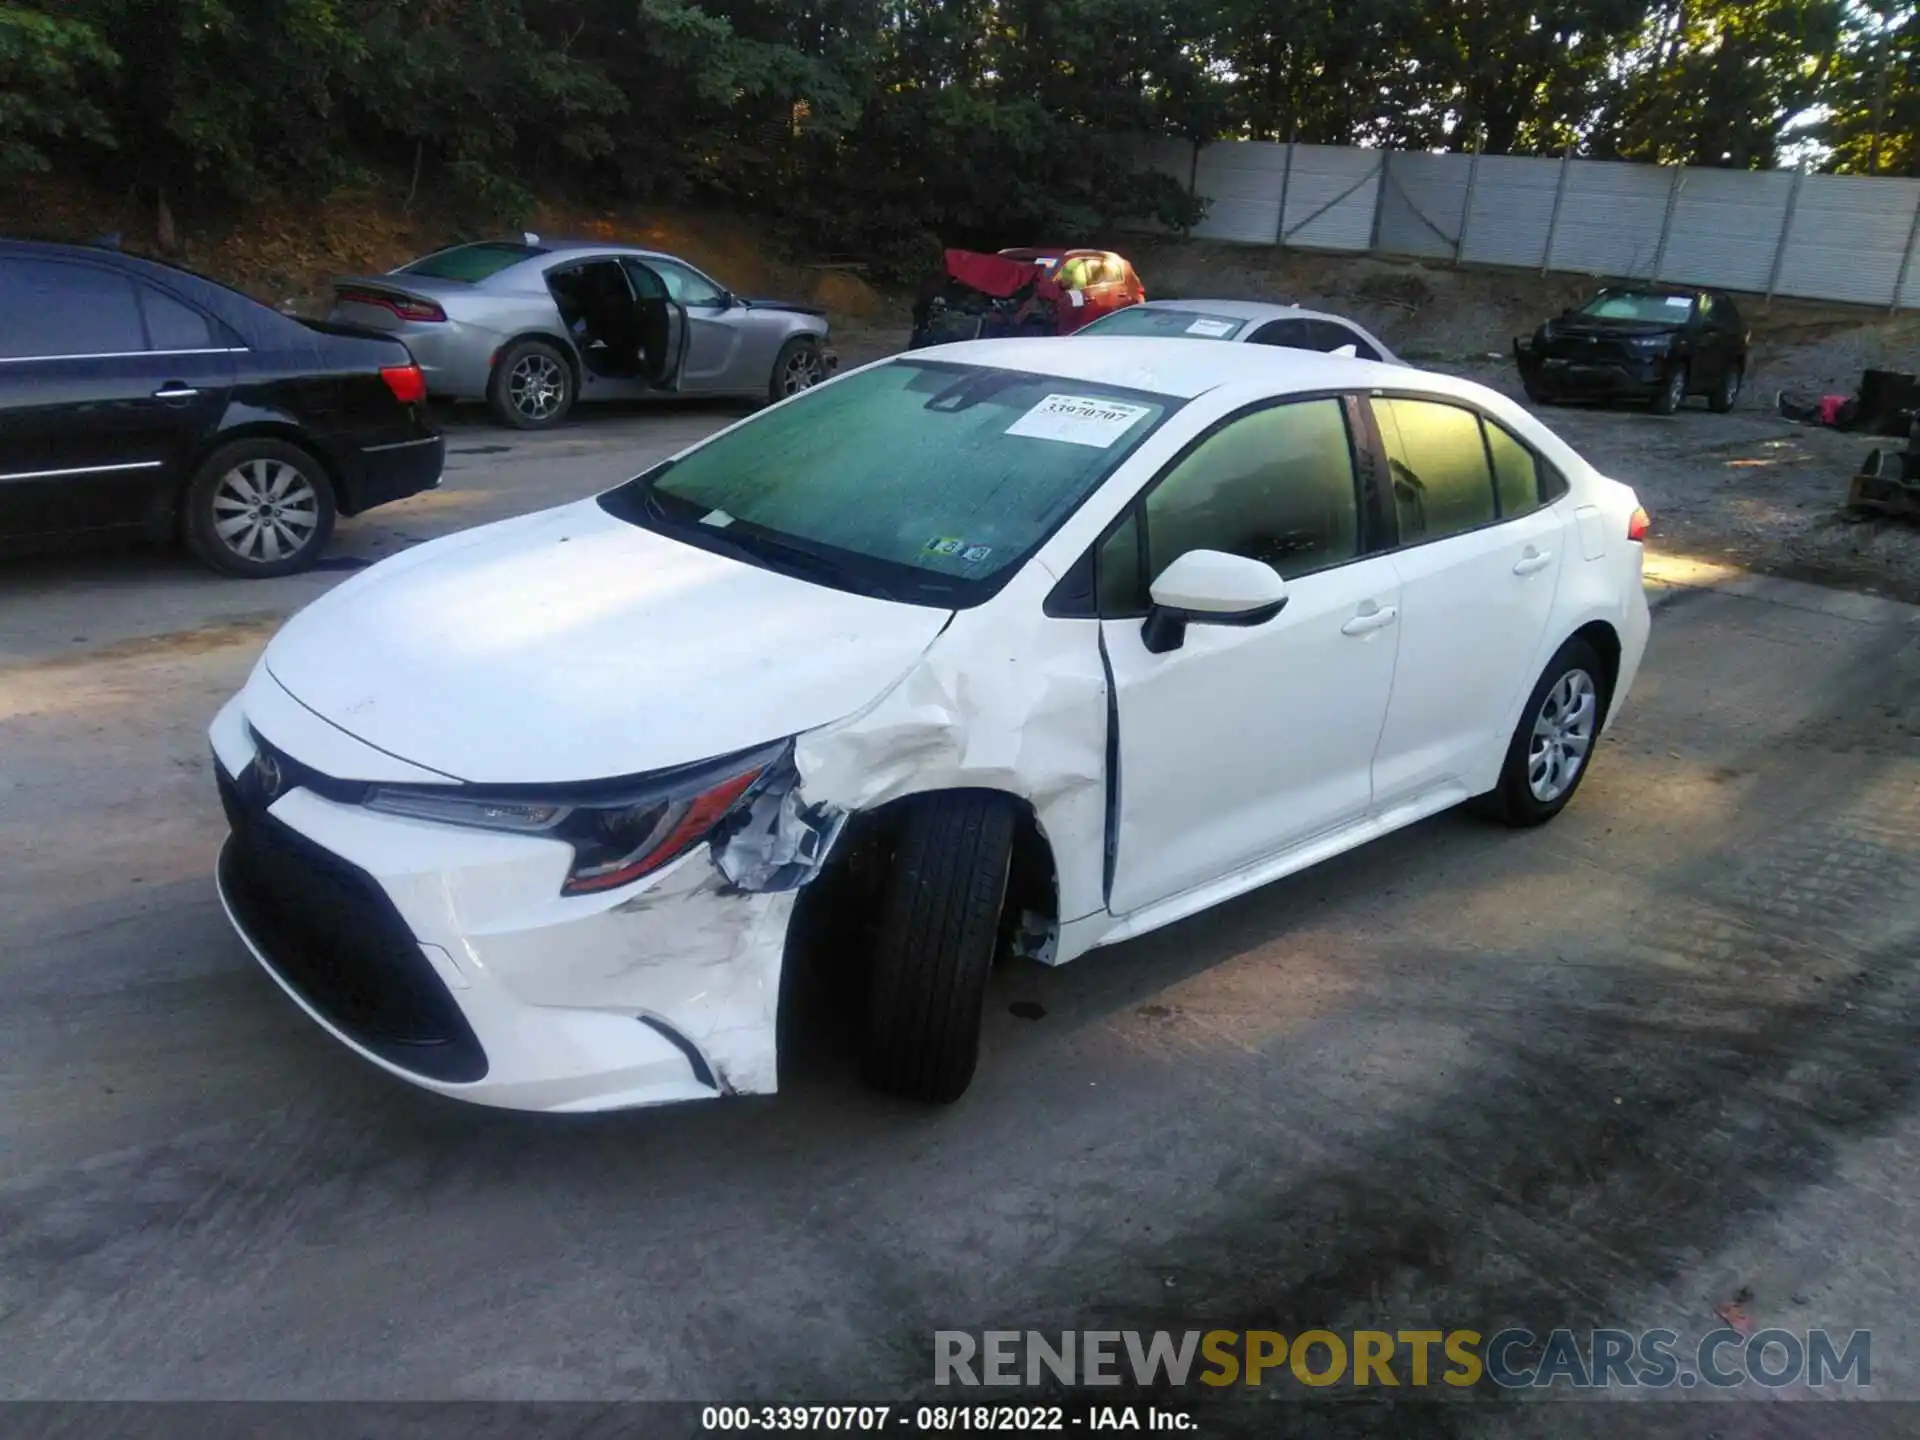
620 258 689 391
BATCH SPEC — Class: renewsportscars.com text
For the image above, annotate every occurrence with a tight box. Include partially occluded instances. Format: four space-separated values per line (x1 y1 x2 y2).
934 1327 1871 1391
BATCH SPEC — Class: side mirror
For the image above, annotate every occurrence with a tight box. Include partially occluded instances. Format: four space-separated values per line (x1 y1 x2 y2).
1140 550 1289 655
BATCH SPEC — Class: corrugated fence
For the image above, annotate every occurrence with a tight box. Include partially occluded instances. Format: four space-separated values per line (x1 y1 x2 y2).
1127 140 1920 311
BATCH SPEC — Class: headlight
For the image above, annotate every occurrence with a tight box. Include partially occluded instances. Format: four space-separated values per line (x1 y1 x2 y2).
364 741 785 896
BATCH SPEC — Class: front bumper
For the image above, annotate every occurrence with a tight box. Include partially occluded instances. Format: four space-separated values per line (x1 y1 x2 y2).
208 690 798 1112
1516 340 1668 397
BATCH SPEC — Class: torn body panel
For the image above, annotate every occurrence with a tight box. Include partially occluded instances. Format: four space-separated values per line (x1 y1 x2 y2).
794 586 1111 962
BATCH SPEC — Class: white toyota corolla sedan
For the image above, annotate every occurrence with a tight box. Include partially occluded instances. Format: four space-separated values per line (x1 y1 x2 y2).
209 338 1652 1113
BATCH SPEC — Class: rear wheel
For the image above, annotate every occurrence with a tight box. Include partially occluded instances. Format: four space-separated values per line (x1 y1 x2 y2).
768 336 827 403
1651 363 1688 416
1474 639 1607 828
489 339 574 429
182 438 336 578
862 792 1017 1104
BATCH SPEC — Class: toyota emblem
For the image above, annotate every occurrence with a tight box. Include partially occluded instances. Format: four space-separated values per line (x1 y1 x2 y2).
255 750 283 801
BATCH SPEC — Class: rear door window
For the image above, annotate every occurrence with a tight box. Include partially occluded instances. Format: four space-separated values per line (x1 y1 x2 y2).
137 283 219 351
0 258 147 358
1370 397 1498 543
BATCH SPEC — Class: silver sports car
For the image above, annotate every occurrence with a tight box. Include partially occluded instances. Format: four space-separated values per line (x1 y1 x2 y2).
327 238 836 428
1073 298 1400 364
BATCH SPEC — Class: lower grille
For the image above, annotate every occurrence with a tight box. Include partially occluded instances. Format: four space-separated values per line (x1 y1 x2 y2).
217 765 487 1083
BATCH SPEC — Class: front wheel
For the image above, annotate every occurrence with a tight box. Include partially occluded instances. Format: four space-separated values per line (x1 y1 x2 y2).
182 439 337 578
768 336 827 403
861 792 1017 1104
1474 639 1607 828
1709 364 1744 414
1651 363 1688 416
489 339 575 429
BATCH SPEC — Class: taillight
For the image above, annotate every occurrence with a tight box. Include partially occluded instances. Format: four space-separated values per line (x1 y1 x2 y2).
336 287 445 323
1627 506 1651 542
381 363 427 405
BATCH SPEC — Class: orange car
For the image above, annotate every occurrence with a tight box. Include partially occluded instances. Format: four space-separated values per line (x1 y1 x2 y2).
909 247 1147 348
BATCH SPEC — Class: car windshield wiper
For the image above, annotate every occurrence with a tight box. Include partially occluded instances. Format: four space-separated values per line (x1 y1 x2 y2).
682 520 905 605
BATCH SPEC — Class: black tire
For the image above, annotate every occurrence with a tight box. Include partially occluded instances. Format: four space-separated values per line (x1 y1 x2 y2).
1474 638 1608 828
768 336 827 404
1651 363 1688 416
1523 378 1554 406
1708 363 1744 414
489 338 575 429
182 438 336 578
862 792 1017 1104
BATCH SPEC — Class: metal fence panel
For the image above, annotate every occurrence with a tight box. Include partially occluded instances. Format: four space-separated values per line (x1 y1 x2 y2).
1657 166 1794 293
1376 151 1474 259
1191 141 1287 244
1549 160 1675 278
1281 144 1383 251
1458 154 1560 270
1776 175 1920 308
1120 134 1920 310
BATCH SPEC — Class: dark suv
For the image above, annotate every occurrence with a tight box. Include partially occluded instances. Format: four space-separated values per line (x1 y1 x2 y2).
0 239 444 577
1514 287 1750 416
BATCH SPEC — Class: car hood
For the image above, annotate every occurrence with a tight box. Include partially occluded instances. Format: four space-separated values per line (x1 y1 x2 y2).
740 297 827 318
1544 316 1683 339
261 503 952 785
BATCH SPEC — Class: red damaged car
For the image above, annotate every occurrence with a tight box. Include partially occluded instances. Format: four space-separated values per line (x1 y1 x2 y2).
908 247 1145 349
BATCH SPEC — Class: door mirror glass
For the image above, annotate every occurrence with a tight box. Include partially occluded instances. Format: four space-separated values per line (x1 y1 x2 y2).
1141 549 1288 654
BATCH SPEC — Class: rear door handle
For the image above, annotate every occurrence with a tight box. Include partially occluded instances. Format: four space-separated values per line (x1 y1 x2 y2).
1513 549 1554 576
153 384 200 401
1341 604 1399 636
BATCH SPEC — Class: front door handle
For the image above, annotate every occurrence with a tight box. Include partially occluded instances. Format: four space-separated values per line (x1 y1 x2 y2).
1341 604 1399 636
1513 548 1554 576
153 384 200 401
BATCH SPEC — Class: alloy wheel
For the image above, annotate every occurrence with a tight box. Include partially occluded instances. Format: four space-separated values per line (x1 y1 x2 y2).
1528 668 1598 803
212 459 321 564
779 348 825 397
510 353 567 420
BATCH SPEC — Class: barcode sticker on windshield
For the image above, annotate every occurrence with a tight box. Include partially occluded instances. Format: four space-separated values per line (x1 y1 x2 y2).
1664 296 1692 309
1187 318 1236 337
1006 394 1153 448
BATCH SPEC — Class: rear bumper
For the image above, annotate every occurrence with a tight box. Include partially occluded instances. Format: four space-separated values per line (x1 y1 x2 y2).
339 431 444 515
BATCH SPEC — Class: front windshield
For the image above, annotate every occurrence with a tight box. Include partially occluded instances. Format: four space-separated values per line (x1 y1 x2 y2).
1579 291 1695 323
1080 307 1249 340
598 359 1179 608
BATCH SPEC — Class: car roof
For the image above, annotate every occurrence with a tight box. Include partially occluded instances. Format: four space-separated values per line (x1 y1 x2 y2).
418 239 695 274
901 335 1435 402
1133 298 1327 323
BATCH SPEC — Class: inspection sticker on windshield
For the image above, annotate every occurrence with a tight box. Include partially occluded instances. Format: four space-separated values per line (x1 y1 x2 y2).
699 508 735 528
1664 296 1692 309
1006 394 1153 448
1186 317 1236 337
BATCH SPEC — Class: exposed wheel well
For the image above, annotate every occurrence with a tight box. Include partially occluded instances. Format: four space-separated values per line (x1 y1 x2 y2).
779 786 1060 1069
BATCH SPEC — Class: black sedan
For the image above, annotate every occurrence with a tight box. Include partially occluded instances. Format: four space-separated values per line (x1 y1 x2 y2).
0 239 444 578
1514 286 1750 416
